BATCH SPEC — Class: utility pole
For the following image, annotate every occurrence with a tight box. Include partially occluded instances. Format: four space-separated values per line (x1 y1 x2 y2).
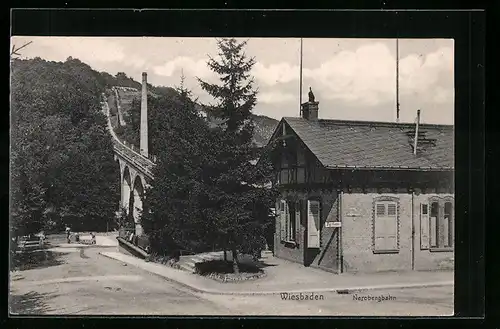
396 38 400 123
299 38 303 116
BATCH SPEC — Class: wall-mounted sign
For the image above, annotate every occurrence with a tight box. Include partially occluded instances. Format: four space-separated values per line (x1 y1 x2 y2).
346 208 361 217
325 221 342 228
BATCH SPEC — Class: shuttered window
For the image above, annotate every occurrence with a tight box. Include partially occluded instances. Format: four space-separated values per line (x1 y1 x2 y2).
430 202 439 248
373 201 398 252
307 200 320 248
294 201 301 244
428 199 454 250
444 202 453 248
287 202 297 242
420 203 430 249
279 200 298 243
279 200 287 241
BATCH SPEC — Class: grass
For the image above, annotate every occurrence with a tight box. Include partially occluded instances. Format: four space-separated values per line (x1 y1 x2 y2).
9 291 56 315
11 250 66 271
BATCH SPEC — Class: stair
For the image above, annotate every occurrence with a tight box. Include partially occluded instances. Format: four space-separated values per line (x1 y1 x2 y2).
177 251 228 273
175 251 262 273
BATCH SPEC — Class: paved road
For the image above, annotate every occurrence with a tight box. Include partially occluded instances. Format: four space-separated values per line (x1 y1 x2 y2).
9 247 229 315
9 246 453 316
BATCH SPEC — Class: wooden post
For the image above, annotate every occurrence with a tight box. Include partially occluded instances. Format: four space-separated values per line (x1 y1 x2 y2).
414 109 421 155
337 190 343 274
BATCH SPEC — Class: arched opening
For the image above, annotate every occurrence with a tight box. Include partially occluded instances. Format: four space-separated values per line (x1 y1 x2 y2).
122 167 132 216
110 158 122 231
132 177 145 236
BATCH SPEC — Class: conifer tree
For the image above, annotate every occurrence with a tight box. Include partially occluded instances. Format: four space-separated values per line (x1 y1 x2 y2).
141 74 216 255
198 38 277 273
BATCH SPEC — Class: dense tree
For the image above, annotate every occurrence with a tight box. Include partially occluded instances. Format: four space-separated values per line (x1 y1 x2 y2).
10 58 120 236
141 76 217 254
197 38 278 272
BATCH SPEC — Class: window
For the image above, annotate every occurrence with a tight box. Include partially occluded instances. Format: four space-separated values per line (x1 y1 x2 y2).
444 202 453 248
296 167 306 183
307 200 321 248
287 203 296 242
279 200 286 240
373 198 399 253
430 202 439 248
420 203 430 249
280 170 289 184
428 198 454 250
278 167 306 185
280 200 297 243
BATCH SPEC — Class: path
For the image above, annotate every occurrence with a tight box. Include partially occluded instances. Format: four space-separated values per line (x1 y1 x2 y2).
9 247 229 315
9 245 454 316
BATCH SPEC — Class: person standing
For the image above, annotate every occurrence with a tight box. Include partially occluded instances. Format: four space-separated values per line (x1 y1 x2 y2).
65 225 71 244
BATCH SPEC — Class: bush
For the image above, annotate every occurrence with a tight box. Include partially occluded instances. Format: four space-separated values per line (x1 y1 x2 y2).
195 260 262 275
137 235 150 251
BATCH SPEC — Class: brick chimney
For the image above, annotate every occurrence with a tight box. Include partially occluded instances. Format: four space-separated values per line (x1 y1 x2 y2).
301 87 319 120
301 101 319 120
140 72 148 157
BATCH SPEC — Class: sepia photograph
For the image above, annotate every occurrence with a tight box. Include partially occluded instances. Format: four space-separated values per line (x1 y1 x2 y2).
10 36 454 316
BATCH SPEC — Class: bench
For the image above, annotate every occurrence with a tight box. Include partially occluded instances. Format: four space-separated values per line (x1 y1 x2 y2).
17 239 45 252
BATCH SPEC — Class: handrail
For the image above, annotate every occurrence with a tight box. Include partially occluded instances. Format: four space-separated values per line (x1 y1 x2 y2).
101 93 156 178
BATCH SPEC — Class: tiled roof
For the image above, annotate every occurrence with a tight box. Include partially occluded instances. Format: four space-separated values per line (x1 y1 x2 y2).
282 117 454 170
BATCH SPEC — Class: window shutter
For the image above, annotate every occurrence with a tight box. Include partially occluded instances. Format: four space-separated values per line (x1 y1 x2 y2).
285 201 290 241
385 202 398 250
374 201 398 251
429 216 437 247
429 202 438 248
280 200 286 240
307 200 320 248
420 203 430 249
295 201 301 243
374 202 387 250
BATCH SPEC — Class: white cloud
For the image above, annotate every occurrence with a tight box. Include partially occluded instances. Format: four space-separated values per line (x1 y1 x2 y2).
10 37 454 123
153 56 214 79
258 91 295 104
399 46 453 96
252 62 299 86
298 43 454 108
303 42 397 106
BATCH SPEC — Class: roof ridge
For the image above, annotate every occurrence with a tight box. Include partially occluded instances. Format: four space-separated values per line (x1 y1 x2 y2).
281 116 454 171
283 116 453 129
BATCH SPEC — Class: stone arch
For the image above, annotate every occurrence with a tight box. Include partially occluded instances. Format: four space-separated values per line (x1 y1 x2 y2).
132 176 145 236
122 166 132 215
113 158 122 221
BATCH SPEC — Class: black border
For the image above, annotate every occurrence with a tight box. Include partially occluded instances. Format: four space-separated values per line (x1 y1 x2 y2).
7 6 487 328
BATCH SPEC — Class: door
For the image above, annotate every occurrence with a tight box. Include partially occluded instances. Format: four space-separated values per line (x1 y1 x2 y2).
307 200 320 248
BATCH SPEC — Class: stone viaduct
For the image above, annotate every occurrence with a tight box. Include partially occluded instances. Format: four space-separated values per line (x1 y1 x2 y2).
101 72 154 236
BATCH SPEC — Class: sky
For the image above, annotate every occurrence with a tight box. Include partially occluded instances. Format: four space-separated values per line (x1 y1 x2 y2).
11 36 454 124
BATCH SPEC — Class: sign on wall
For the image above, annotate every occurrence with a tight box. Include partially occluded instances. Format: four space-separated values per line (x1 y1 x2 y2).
325 221 341 228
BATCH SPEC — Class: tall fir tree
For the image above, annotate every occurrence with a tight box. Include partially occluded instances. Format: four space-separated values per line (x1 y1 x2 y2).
141 74 217 255
198 38 278 273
